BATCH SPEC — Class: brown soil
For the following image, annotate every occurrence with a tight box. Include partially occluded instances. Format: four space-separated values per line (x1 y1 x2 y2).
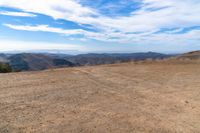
0 62 200 133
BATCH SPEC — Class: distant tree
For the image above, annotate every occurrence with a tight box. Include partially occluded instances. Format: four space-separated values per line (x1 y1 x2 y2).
0 63 12 73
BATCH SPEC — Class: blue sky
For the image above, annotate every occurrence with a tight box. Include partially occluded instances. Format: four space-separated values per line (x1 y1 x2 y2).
0 0 200 54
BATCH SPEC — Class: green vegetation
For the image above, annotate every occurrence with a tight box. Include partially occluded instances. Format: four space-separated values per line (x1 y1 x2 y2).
0 63 12 73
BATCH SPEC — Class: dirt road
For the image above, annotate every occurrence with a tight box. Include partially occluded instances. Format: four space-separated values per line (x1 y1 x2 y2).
0 62 200 133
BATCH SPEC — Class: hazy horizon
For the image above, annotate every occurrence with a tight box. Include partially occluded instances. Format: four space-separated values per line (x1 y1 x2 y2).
0 48 187 55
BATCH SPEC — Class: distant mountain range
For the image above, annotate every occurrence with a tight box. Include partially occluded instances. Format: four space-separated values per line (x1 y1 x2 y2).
0 52 175 71
65 52 172 66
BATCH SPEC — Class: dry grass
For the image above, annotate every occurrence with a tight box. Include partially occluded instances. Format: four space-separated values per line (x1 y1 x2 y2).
0 62 200 133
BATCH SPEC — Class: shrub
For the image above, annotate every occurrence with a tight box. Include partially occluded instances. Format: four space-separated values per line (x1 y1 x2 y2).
0 63 12 73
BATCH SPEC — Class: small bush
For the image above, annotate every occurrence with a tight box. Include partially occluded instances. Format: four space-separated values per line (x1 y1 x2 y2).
0 63 12 73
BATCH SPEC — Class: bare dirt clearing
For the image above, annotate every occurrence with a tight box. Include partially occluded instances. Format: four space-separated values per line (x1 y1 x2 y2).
0 62 200 133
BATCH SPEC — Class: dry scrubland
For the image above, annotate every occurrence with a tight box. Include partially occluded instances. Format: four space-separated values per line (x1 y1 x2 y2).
0 61 200 133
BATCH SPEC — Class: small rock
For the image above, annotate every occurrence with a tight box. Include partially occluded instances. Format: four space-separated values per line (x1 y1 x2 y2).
185 100 189 104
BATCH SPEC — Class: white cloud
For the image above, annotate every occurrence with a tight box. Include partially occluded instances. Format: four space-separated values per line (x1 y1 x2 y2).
4 23 200 47
0 0 96 19
0 0 200 46
3 24 107 41
4 24 87 35
0 11 36 17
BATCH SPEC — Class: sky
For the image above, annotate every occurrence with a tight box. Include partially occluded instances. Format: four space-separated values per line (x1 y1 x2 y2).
0 0 200 54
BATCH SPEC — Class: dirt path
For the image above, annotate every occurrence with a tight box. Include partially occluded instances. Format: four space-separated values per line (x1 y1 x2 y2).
0 62 200 133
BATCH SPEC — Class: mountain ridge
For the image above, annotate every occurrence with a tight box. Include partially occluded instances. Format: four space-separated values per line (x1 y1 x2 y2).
0 51 193 72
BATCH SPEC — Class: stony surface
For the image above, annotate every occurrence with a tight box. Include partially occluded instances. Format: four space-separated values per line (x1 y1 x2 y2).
0 62 200 133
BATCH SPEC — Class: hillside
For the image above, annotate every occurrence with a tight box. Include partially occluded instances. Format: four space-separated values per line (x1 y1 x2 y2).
66 52 170 66
176 51 200 60
0 54 8 62
0 61 200 132
0 52 172 71
165 51 200 64
8 53 76 71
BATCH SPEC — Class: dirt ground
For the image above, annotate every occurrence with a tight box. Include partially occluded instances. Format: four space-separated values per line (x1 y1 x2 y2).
0 62 200 133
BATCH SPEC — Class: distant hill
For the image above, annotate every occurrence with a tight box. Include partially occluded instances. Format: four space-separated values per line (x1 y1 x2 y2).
0 54 8 63
66 52 171 66
176 51 200 60
8 53 76 71
166 51 200 63
0 52 173 71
